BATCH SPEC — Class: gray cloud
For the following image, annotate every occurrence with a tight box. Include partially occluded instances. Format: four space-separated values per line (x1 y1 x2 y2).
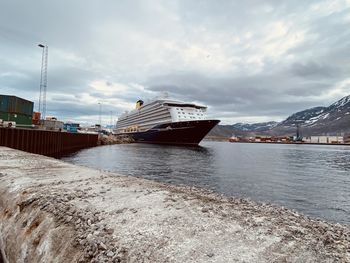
1 0 350 124
290 62 338 78
147 70 334 120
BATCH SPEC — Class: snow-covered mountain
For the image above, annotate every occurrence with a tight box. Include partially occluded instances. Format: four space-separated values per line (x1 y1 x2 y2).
208 122 279 137
277 95 350 129
272 95 350 135
278 107 327 127
230 121 278 131
208 95 350 137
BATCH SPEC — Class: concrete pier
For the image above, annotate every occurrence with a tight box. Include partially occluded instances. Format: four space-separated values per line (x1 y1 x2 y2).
0 147 349 262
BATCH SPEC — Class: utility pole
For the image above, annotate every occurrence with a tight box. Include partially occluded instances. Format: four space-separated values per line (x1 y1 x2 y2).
38 44 48 119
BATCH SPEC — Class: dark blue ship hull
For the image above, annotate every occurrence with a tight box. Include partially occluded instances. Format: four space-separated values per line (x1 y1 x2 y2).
124 120 220 145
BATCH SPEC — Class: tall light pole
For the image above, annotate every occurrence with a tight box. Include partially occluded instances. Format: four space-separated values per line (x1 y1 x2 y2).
110 111 113 127
38 44 48 119
98 102 102 128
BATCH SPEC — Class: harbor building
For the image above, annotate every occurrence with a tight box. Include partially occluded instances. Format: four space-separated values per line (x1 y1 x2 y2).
303 136 344 144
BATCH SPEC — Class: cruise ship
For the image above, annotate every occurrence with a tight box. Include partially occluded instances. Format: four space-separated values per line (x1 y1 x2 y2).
115 99 220 145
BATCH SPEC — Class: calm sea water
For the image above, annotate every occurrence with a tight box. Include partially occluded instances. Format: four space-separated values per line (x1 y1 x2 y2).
62 141 350 225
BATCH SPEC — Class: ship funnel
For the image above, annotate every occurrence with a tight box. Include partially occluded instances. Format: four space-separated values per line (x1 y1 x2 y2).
136 100 144 109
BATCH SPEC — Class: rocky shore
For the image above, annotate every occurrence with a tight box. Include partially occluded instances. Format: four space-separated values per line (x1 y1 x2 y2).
0 147 349 262
97 134 134 146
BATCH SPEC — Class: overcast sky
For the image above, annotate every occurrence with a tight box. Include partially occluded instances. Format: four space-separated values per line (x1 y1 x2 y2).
1 0 350 125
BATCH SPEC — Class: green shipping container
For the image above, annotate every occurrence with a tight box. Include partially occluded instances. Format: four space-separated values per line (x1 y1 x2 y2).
0 112 33 126
0 95 34 116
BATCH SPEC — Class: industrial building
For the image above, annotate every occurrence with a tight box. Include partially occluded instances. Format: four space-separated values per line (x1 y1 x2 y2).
0 95 34 127
303 136 344 144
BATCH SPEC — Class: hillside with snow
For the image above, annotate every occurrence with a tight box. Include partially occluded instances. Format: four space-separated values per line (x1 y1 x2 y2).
208 95 350 137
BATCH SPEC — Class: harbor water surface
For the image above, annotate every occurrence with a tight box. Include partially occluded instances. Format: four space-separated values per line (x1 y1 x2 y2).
62 141 350 225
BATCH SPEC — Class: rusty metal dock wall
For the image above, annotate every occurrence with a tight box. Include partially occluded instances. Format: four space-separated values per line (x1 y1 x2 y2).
0 128 98 157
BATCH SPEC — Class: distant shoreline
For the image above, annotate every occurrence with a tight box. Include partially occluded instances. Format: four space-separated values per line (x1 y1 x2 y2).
205 136 350 146
229 141 350 146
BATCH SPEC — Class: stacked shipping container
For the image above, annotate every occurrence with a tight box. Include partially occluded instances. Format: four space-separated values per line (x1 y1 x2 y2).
0 95 34 126
32 112 41 125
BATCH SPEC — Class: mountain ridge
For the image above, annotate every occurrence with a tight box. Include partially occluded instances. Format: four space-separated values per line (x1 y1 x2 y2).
209 95 350 137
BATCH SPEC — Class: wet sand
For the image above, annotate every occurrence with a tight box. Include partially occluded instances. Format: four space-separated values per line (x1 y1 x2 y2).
0 147 349 262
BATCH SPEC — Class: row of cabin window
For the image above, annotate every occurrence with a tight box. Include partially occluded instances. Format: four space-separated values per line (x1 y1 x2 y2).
175 107 203 112
177 115 203 119
175 110 204 115
175 108 204 119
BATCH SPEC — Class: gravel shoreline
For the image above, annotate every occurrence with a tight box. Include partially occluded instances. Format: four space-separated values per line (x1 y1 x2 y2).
0 147 349 262
97 134 134 145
